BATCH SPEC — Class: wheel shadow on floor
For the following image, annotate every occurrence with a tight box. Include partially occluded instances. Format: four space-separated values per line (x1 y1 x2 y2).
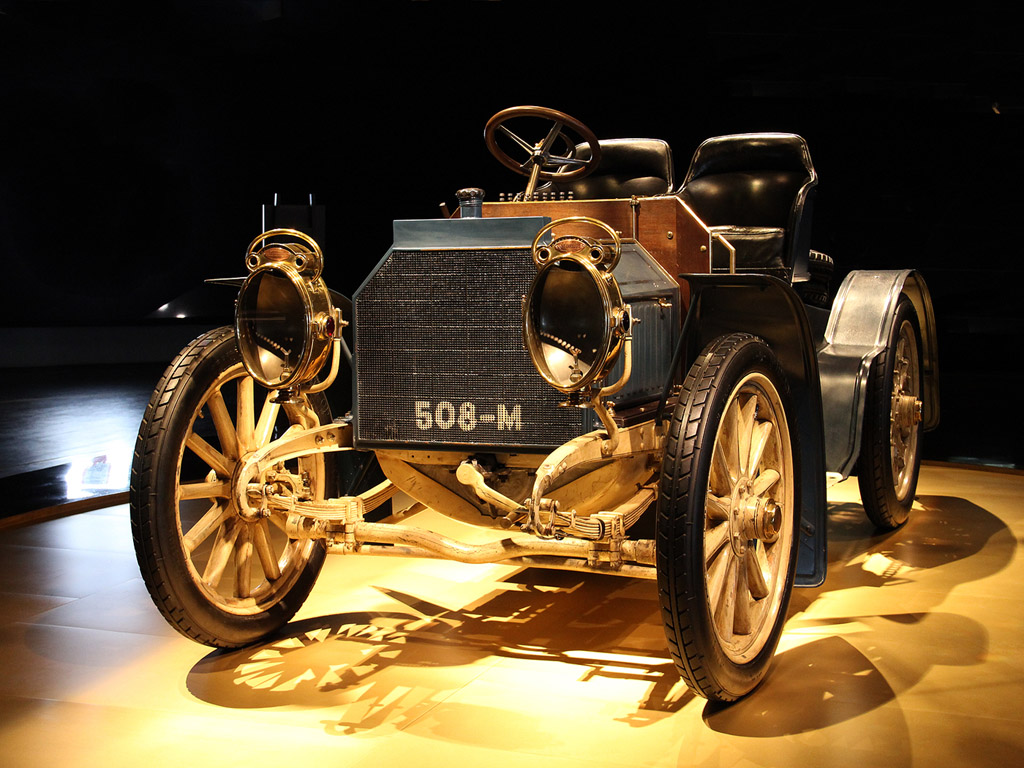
701 492 1010 742
821 493 1014 580
185 567 696 734
795 493 1015 613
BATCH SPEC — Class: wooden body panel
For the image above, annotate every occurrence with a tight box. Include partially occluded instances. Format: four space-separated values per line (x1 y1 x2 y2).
481 196 712 305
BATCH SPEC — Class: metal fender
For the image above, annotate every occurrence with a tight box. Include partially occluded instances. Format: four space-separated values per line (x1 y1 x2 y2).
677 274 827 587
819 270 939 478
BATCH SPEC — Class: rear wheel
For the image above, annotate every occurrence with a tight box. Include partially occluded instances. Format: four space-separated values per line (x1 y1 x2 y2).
858 298 922 530
657 334 798 701
130 327 332 647
796 250 833 308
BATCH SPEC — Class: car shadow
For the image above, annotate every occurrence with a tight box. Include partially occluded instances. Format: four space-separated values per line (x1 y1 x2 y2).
186 568 695 733
185 492 1010 739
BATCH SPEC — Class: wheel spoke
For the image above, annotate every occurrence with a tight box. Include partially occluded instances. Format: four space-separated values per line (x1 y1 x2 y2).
235 524 253 599
737 395 757 477
705 520 730 562
203 520 240 587
182 502 232 554
712 439 734 495
706 493 731 522
206 387 239 460
747 543 771 600
747 421 773 478
254 391 281 449
707 546 732 619
185 432 232 477
178 479 230 501
253 519 281 581
749 468 780 498
236 376 256 455
729 398 743 478
713 554 738 642
733 557 752 635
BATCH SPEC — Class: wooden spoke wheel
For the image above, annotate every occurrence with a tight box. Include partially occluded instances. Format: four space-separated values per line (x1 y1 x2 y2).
131 327 333 647
657 334 798 701
858 298 923 530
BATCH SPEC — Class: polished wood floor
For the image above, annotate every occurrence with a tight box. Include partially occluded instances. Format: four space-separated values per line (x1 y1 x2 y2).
1 463 1021 767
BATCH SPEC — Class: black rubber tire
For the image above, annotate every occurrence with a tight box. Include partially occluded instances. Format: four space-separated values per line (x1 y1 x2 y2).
130 327 332 647
796 250 834 308
657 333 799 701
808 249 834 279
857 298 923 530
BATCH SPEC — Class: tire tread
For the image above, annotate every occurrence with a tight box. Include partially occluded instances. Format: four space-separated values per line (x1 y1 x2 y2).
130 328 237 645
657 333 755 702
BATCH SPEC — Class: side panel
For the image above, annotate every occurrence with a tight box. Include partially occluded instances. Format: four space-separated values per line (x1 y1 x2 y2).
607 242 681 407
680 274 828 587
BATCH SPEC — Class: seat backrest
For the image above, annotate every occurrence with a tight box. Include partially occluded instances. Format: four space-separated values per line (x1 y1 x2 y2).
678 133 817 280
546 138 674 199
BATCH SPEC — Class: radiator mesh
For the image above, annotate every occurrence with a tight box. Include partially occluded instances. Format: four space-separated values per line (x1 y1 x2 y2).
354 248 585 449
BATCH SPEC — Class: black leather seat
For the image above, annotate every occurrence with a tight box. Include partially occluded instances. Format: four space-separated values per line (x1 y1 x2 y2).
544 138 674 199
678 133 817 282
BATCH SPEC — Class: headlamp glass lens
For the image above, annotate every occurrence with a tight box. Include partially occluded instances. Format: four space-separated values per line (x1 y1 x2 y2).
237 268 306 386
530 260 607 389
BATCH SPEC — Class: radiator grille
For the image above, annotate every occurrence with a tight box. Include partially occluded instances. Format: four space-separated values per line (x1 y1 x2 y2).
354 247 586 449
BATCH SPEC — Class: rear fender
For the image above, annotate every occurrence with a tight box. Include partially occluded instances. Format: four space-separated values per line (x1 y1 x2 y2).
819 269 939 478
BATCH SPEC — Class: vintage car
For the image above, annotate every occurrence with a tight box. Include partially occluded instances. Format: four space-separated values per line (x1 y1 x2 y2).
130 106 939 702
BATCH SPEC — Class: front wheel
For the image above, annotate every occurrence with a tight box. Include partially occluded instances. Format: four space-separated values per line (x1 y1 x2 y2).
657 334 798 701
130 327 333 647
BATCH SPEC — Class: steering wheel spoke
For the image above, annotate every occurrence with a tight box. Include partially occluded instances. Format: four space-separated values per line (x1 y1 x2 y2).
538 120 565 154
497 124 535 154
547 155 589 168
484 106 602 187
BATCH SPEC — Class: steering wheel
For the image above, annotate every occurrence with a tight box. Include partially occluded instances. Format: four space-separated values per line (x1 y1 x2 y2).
484 106 602 197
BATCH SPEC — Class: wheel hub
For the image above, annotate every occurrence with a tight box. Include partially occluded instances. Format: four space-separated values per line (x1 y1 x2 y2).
728 477 780 556
892 393 922 431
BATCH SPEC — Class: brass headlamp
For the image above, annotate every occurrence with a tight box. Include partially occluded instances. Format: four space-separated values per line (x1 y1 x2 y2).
523 217 629 394
235 228 336 389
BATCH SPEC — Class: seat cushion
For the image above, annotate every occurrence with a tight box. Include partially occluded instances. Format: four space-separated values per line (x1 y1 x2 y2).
546 138 674 199
709 226 787 277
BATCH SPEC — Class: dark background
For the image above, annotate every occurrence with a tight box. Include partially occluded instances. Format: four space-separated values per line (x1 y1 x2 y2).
0 1 1021 467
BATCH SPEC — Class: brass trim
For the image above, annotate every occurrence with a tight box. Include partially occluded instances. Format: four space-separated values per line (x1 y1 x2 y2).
245 228 324 279
235 229 336 390
530 216 622 271
712 231 737 274
522 254 625 393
